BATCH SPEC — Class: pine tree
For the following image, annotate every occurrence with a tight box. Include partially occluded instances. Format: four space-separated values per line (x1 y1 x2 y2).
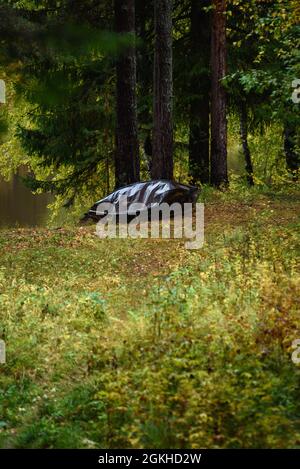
210 0 227 186
151 0 173 180
115 0 140 188
239 102 254 186
188 0 210 185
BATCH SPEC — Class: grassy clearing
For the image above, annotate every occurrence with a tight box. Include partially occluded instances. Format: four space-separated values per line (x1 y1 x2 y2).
0 188 299 448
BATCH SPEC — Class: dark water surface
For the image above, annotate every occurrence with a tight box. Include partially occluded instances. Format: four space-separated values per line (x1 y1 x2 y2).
0 168 51 228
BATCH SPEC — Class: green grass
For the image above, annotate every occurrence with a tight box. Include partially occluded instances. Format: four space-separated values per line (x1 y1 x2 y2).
0 188 299 448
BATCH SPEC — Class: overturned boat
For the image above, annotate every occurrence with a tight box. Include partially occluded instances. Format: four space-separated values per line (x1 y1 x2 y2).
81 180 199 222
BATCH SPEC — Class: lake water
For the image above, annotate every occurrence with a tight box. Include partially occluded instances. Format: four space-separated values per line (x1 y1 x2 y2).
0 168 51 228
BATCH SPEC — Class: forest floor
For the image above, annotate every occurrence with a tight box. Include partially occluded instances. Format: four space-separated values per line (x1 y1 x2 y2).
0 186 300 448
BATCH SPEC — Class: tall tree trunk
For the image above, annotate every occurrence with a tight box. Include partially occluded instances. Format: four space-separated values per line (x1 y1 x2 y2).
151 0 173 180
284 124 299 180
210 0 228 186
189 0 210 185
239 102 254 186
136 0 153 174
115 0 140 188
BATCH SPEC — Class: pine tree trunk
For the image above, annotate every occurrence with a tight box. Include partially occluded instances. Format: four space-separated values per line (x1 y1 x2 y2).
189 0 210 185
152 0 174 180
210 0 228 187
136 0 153 174
239 102 254 186
284 125 299 180
115 0 140 188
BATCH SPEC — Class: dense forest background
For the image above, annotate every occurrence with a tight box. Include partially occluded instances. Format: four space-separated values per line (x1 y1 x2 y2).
0 1 300 450
0 0 299 222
